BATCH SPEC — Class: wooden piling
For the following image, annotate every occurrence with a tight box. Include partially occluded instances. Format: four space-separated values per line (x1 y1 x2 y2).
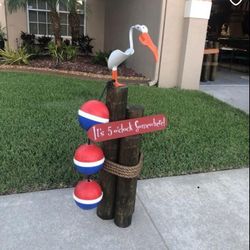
114 105 144 228
200 41 210 82
97 81 128 220
209 41 219 81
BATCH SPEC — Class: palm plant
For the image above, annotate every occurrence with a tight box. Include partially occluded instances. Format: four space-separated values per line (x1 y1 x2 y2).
5 0 27 12
48 41 64 66
68 0 81 45
0 47 31 65
47 0 62 47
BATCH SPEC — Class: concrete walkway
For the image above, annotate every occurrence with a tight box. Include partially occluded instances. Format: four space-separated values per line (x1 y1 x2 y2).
0 168 249 250
200 84 249 114
200 69 249 86
200 69 249 114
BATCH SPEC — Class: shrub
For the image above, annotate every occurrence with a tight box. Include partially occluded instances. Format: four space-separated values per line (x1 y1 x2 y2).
48 41 64 66
20 31 40 56
20 31 35 47
0 47 31 65
63 39 71 46
92 50 111 66
78 35 94 55
48 41 77 66
37 36 52 50
63 44 77 61
0 24 7 50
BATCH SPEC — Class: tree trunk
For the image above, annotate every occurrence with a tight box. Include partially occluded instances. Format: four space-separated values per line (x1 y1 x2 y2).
49 11 62 47
69 12 80 45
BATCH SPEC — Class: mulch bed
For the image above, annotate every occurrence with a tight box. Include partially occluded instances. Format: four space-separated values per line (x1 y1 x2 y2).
29 55 145 78
0 55 149 84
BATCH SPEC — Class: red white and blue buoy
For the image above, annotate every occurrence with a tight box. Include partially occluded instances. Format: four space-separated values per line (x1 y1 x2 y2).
73 180 103 210
73 144 105 175
78 100 109 131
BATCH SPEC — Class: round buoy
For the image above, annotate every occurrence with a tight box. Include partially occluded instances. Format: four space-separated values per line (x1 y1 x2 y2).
73 144 105 175
78 100 109 131
73 180 103 210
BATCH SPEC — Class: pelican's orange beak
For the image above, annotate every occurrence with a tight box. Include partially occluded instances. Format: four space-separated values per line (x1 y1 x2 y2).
139 33 158 62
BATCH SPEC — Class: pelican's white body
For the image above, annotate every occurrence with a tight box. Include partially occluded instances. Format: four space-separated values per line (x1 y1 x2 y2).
107 25 148 70
108 48 134 70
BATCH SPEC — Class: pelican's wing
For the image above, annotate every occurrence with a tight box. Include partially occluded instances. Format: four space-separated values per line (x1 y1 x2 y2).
108 49 134 70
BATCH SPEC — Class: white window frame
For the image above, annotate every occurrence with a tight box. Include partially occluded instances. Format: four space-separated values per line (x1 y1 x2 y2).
26 0 87 39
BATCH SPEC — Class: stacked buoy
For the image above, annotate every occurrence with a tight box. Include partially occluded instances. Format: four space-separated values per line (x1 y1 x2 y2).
73 100 109 210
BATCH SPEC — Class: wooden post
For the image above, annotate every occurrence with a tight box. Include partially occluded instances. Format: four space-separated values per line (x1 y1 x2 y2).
97 81 128 220
114 105 144 227
200 41 210 82
209 41 219 81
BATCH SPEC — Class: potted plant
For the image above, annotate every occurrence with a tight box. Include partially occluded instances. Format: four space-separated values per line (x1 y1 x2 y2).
0 24 7 50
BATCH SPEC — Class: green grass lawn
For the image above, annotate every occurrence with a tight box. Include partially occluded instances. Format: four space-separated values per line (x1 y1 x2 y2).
0 71 249 195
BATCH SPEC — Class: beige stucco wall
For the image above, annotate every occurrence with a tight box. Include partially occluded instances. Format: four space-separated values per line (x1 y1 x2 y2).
177 0 211 89
86 0 105 52
0 0 6 28
178 18 208 89
5 8 27 49
104 0 163 80
158 0 211 89
158 0 186 88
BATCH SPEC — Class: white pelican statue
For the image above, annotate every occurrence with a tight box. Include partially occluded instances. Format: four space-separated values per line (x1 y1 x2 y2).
107 24 159 87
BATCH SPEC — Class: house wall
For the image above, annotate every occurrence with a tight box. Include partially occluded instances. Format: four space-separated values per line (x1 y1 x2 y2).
5 8 27 49
178 18 209 89
159 0 211 89
86 0 105 52
104 0 163 80
0 0 7 28
177 0 211 89
4 0 105 52
104 0 211 89
158 0 186 88
3 0 211 91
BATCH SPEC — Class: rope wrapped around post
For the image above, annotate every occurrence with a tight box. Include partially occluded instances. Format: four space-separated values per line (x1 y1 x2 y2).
103 153 143 178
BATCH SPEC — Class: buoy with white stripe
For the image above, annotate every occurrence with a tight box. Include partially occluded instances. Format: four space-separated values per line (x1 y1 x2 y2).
78 100 109 131
73 180 103 210
73 144 105 175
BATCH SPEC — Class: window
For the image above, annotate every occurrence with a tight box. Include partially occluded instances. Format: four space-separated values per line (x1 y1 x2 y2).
27 0 86 37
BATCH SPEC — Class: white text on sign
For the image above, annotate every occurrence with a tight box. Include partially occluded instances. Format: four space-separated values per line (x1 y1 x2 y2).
87 114 167 142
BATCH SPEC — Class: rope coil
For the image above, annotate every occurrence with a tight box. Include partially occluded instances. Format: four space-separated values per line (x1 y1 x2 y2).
103 153 143 178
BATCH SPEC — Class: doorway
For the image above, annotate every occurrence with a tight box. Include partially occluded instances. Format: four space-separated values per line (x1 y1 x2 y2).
201 0 249 85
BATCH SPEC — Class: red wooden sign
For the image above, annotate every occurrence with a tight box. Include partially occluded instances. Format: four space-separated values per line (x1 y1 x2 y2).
87 114 167 142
